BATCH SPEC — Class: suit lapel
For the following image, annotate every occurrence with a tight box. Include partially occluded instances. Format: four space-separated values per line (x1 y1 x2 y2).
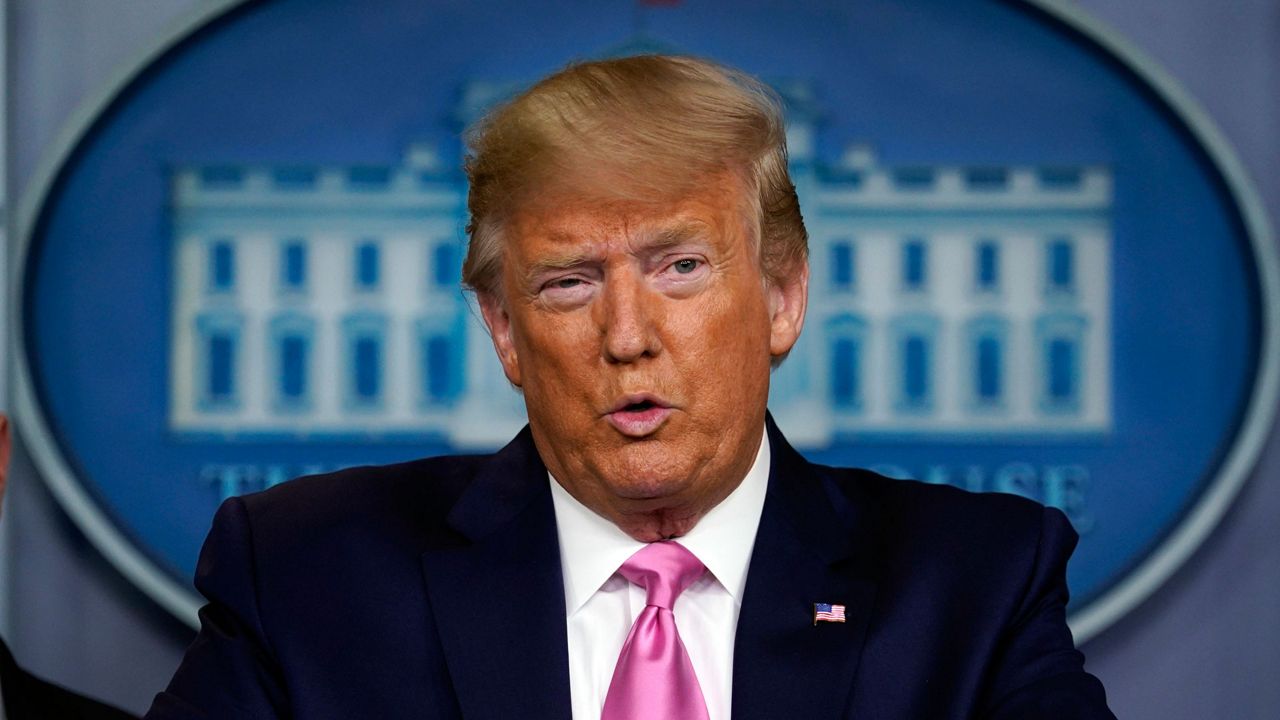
732 419 881 720
420 428 572 720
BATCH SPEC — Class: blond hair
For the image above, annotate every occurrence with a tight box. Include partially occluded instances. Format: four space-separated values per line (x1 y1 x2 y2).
461 54 807 297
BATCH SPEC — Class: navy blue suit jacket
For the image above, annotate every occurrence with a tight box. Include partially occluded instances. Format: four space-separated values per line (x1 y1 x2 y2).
148 420 1114 719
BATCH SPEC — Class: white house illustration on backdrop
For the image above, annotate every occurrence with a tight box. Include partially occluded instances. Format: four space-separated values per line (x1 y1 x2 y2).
168 74 1112 448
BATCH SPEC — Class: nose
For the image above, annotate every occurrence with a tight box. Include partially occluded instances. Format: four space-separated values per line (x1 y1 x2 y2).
598 268 662 363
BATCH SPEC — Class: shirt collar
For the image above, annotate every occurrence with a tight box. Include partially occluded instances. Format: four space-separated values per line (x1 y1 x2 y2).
549 429 771 615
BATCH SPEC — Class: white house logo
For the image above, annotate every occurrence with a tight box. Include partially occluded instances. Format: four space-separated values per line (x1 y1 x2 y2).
14 0 1278 644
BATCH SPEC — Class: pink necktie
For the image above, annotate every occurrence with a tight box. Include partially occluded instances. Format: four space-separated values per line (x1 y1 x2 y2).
601 541 710 720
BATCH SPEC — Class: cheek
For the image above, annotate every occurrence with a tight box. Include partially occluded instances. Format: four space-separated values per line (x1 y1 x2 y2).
517 317 599 392
669 291 772 390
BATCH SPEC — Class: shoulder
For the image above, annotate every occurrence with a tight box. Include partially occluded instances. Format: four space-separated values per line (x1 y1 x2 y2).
813 464 1075 582
189 452 501 635
241 453 485 530
824 463 1050 525
766 421 1060 555
203 452 491 574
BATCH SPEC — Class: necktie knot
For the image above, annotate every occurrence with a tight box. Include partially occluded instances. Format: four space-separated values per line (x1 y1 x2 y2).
618 541 706 610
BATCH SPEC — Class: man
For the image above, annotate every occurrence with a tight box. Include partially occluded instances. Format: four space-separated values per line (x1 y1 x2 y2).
0 415 138 719
148 56 1114 718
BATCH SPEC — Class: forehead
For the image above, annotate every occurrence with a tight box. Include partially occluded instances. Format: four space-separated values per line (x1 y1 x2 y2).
504 176 755 257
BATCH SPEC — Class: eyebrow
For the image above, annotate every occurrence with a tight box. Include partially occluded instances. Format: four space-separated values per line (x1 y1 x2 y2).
645 220 710 250
526 251 592 273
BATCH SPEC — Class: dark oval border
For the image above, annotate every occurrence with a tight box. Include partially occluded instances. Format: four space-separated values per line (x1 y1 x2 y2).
10 0 1278 640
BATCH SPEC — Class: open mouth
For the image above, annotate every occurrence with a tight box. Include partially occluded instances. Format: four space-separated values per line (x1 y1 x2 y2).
605 394 673 437
606 393 670 415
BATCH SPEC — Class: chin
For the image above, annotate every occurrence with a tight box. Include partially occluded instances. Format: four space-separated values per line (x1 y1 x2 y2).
604 473 690 502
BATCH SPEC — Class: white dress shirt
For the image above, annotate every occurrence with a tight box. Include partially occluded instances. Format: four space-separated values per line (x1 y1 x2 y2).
549 432 771 720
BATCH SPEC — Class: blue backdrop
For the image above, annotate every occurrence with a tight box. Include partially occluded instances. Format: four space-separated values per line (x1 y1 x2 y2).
6 1 1278 716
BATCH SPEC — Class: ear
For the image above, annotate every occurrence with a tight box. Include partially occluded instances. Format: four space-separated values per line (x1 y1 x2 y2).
477 292 523 388
767 261 809 359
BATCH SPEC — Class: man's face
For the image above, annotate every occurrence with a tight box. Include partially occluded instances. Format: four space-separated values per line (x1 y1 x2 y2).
479 175 807 541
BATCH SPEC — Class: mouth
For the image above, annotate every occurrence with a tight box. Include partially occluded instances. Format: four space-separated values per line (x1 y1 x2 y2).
604 393 674 438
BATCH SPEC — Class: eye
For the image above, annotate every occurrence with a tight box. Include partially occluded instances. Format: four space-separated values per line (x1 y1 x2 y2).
537 273 595 308
672 258 701 274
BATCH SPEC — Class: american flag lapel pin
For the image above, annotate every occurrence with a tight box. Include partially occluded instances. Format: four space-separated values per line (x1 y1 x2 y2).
813 602 847 625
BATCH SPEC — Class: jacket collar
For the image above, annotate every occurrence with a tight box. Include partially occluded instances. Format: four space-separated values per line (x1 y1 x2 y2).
731 415 882 719
419 427 572 720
